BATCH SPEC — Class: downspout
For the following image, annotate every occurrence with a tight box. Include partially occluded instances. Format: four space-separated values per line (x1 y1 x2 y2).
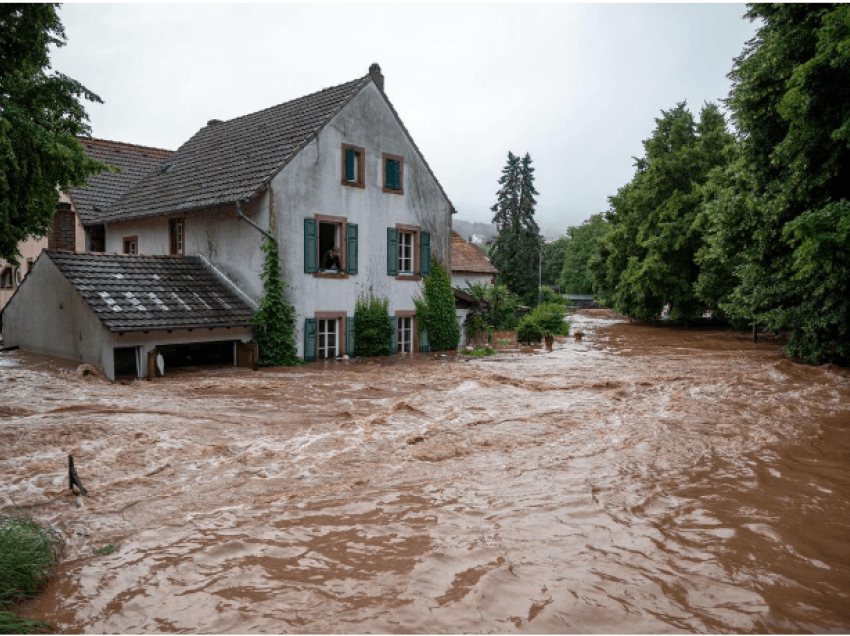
235 198 276 244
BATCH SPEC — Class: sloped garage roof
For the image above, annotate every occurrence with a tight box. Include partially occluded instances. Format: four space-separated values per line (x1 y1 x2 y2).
46 251 254 333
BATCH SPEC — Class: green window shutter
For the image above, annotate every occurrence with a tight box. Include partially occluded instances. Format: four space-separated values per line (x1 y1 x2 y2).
304 318 317 361
385 159 400 190
346 223 358 274
420 328 430 353
346 316 355 356
419 231 431 276
387 227 398 276
345 148 356 182
304 218 318 273
391 316 398 355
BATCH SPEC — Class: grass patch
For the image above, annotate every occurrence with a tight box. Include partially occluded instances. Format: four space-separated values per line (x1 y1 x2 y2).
93 544 119 557
461 345 497 357
0 514 63 634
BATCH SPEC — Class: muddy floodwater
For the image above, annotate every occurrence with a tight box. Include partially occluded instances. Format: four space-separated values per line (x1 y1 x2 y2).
2 311 850 633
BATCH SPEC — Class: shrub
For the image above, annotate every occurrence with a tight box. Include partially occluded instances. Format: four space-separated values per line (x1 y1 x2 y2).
416 259 461 351
526 302 570 335
460 345 497 357
251 239 300 366
353 294 392 357
0 514 62 634
516 317 544 344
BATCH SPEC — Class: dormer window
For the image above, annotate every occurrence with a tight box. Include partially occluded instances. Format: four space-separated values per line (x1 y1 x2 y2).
341 144 365 188
383 153 404 194
170 218 184 255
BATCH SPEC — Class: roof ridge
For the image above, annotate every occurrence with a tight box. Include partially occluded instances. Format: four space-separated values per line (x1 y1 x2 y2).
78 136 173 154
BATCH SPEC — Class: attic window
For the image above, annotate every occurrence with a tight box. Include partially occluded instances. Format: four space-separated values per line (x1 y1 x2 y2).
382 153 404 194
170 218 185 255
123 236 138 255
341 144 365 188
161 163 174 173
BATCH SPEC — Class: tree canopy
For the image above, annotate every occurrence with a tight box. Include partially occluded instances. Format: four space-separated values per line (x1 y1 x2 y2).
0 4 110 262
490 151 542 306
558 213 608 295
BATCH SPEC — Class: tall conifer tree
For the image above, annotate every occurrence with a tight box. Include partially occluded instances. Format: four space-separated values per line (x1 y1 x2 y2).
491 151 542 305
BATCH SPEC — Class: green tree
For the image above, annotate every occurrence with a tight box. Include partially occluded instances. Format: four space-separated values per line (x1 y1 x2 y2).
0 4 111 262
251 239 299 366
416 258 460 351
698 3 850 363
559 213 608 295
593 102 734 321
491 152 542 305
540 237 568 288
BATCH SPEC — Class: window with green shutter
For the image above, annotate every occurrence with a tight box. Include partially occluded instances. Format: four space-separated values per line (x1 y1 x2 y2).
304 318 317 361
304 219 318 273
341 144 365 188
382 153 404 194
419 230 431 276
346 223 358 274
387 227 398 276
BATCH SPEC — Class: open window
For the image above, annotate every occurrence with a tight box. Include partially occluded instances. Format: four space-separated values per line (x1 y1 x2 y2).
123 236 138 255
341 144 365 188
169 218 185 255
0 267 13 290
304 216 358 275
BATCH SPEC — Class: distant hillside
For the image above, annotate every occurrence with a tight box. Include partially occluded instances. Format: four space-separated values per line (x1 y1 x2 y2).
452 218 498 243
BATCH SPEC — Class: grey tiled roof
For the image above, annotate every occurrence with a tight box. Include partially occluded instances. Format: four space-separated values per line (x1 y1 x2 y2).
68 139 173 225
46 251 253 332
101 75 371 223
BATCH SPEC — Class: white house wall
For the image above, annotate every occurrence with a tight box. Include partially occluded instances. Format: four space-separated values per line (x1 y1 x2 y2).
1 255 112 371
272 82 453 357
104 196 269 303
451 273 495 291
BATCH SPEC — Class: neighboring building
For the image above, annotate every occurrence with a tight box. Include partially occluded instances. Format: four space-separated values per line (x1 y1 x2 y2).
3 64 457 377
0 139 172 312
450 230 498 290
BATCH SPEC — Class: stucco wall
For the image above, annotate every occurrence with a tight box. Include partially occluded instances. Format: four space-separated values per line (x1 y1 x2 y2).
1 255 112 371
451 272 495 291
272 82 454 357
103 197 268 303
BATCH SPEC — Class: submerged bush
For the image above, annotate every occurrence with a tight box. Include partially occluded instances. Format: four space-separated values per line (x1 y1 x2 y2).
353 294 392 357
516 318 544 344
0 514 62 633
525 302 571 336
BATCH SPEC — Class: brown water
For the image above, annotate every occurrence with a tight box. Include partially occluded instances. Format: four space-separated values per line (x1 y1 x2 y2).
2 311 849 633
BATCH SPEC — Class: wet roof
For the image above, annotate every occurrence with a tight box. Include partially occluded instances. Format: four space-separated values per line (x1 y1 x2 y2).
99 75 371 223
68 138 173 226
46 251 254 333
451 231 498 275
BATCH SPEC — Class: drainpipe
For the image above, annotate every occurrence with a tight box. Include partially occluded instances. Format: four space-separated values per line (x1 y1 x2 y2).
235 199 276 244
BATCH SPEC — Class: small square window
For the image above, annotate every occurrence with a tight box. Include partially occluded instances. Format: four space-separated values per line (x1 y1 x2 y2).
123 237 138 255
382 153 404 194
341 144 365 188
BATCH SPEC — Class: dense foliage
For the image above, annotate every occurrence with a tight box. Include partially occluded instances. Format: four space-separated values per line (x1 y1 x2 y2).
490 152 542 305
540 237 568 289
466 282 520 331
416 259 461 351
526 302 571 336
0 4 111 262
559 213 608 295
516 318 544 344
353 293 392 357
251 239 300 366
591 102 734 321
698 3 850 363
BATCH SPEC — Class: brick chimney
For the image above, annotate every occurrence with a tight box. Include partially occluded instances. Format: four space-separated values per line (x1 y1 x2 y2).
369 63 384 92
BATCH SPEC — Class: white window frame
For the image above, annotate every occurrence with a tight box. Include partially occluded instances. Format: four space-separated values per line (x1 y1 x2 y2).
398 231 414 274
318 317 339 360
398 316 414 353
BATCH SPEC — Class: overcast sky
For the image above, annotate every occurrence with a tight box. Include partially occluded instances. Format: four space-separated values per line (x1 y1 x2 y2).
50 3 759 239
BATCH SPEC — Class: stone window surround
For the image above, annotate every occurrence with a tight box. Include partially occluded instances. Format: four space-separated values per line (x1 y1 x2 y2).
382 152 404 195
341 144 366 189
395 223 421 281
314 214 349 279
315 310 348 358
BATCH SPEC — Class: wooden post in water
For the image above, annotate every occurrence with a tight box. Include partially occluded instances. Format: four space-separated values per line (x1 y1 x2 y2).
68 455 87 496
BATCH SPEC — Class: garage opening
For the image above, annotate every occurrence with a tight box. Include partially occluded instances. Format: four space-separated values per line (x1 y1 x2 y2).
157 341 235 370
114 347 140 378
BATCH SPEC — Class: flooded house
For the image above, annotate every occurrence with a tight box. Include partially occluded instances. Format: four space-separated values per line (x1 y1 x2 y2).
2 64 456 378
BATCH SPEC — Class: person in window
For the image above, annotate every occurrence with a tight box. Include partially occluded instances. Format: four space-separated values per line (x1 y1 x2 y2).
321 247 341 270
